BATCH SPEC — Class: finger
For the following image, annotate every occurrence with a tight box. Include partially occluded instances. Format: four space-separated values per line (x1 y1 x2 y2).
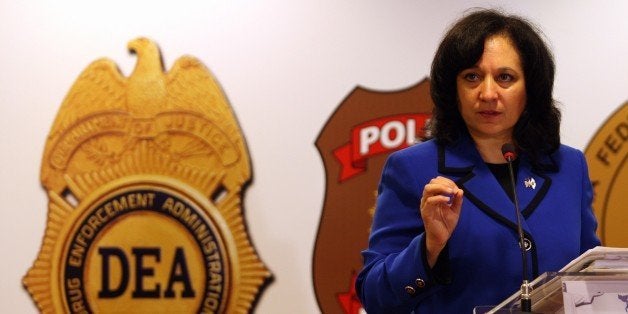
434 177 460 203
425 176 458 194
433 176 458 187
421 185 454 209
421 195 454 215
423 183 455 198
450 189 464 213
423 195 453 207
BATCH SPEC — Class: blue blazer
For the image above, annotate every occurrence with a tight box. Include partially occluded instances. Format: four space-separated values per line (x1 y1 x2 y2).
356 136 600 313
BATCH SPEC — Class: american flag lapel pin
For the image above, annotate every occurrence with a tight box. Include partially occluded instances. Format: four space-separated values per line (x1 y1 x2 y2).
524 177 536 190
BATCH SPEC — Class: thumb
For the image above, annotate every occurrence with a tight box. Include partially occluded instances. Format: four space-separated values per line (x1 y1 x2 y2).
451 188 464 212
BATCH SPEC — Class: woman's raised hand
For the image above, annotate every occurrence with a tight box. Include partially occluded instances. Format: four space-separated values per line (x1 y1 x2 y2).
420 176 464 267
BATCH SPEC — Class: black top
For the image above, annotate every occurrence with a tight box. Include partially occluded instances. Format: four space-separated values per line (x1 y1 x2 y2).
486 159 519 202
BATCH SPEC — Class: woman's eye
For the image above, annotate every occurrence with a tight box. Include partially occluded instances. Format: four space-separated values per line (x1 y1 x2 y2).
463 73 480 81
497 73 514 82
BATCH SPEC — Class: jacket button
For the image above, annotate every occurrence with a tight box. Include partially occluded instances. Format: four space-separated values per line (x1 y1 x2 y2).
415 278 426 288
522 238 532 251
405 285 416 295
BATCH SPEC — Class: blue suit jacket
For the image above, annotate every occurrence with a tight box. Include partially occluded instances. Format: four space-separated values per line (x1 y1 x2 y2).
356 137 600 313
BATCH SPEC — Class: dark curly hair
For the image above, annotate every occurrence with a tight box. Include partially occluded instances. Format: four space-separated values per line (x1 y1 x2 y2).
429 9 561 164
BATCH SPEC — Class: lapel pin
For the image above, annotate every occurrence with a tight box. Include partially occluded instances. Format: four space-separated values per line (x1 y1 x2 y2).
524 177 536 190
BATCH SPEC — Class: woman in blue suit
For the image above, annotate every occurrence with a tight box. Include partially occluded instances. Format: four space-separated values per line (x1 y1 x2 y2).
356 9 600 313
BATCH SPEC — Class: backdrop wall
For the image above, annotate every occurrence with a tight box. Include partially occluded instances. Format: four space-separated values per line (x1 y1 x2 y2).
1 1 626 313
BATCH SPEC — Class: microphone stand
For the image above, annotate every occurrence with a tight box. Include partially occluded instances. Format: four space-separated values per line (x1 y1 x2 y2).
504 152 532 313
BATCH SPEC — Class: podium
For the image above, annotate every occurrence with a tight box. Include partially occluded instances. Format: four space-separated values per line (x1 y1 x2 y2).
474 247 628 314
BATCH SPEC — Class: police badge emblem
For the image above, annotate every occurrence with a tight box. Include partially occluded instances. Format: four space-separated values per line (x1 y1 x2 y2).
23 38 270 313
314 79 433 313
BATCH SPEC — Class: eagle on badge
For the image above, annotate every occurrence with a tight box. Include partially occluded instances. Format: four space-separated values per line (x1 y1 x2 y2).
41 37 249 194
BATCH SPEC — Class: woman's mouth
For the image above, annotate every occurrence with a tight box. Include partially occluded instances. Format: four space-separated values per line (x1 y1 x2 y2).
478 110 501 118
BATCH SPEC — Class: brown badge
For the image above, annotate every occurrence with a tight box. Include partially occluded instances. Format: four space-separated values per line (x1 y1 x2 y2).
585 101 628 247
23 38 270 313
313 79 434 313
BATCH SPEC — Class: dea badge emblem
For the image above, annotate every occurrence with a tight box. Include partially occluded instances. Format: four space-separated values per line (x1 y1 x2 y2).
23 38 271 313
585 102 628 247
314 79 433 314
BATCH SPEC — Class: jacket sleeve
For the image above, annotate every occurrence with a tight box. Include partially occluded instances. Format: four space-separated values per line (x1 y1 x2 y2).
355 152 449 313
577 151 601 252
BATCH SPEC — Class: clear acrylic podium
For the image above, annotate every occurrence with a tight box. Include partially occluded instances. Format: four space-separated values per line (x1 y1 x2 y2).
474 247 628 314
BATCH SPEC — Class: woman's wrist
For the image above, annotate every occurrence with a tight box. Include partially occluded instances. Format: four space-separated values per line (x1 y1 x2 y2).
425 239 446 268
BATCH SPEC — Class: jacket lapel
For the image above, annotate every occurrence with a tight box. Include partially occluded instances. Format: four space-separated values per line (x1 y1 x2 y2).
517 163 551 218
437 137 555 233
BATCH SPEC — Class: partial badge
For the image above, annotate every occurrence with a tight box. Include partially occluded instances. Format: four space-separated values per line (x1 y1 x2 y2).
585 102 628 247
23 38 271 313
314 79 433 313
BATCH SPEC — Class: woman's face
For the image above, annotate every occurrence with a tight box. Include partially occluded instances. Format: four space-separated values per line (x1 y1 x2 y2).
456 34 526 143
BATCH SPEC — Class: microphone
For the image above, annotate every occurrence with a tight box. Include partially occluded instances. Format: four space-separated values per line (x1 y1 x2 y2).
501 143 517 162
501 143 532 313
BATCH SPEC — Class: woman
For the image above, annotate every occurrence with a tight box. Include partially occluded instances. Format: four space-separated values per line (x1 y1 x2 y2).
356 9 600 313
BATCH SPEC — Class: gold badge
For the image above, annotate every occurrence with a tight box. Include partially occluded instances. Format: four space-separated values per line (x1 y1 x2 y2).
585 102 628 247
23 38 270 313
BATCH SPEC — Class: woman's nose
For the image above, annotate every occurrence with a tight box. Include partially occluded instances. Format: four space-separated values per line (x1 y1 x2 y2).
479 79 498 101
